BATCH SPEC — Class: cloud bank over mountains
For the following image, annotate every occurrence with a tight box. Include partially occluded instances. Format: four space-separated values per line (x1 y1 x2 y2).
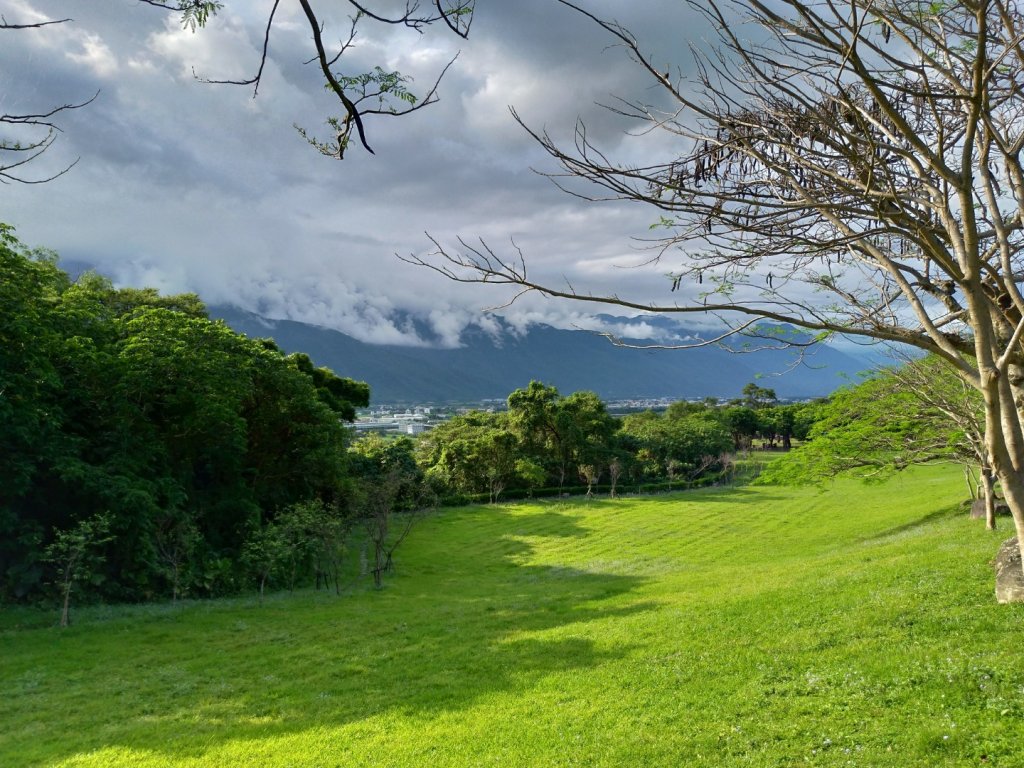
4 1 743 347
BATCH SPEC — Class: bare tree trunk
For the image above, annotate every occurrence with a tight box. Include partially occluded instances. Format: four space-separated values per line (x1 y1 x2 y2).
965 464 978 501
986 397 1024 579
981 466 996 531
373 532 385 589
60 580 72 628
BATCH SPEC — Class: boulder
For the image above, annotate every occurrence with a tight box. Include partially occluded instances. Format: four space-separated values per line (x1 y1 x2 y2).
994 537 1024 604
969 499 1011 520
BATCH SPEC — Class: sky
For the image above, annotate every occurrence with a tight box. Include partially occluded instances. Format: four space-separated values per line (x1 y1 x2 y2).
2 1 728 348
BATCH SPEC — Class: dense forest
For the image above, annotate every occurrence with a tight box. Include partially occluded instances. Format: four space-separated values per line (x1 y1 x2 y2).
0 228 372 607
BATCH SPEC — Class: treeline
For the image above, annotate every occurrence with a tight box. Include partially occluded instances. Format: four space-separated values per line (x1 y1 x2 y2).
415 380 821 503
0 228 385 608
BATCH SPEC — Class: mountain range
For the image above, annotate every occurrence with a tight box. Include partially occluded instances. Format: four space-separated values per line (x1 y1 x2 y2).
209 305 883 404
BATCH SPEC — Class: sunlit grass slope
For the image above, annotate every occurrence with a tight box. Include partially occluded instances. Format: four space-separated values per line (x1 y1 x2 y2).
3 465 1024 767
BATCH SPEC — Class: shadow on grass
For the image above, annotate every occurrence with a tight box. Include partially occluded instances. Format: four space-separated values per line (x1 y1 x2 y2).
860 504 962 544
2 506 652 765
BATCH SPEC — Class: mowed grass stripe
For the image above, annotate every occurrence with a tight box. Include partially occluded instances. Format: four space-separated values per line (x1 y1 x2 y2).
3 464 1023 767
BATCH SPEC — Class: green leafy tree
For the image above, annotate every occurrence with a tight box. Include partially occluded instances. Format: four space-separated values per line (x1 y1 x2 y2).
242 344 355 513
286 352 369 422
45 514 113 627
417 411 526 502
621 409 733 484
242 500 349 602
560 390 619 477
507 382 618 491
757 405 798 450
741 382 778 410
0 231 67 507
514 457 548 497
350 436 427 588
153 511 200 603
507 382 569 489
762 358 986 511
242 517 288 605
0 233 369 603
722 406 759 452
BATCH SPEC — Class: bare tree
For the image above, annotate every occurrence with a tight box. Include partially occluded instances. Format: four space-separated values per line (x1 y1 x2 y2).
153 513 200 603
578 463 600 498
406 1 1024 588
607 456 623 498
359 466 427 589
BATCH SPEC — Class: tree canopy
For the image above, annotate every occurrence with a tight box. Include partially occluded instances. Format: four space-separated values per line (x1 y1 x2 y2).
0 231 369 603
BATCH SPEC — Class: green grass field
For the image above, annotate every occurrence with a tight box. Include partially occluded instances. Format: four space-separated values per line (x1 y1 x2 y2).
3 465 1023 767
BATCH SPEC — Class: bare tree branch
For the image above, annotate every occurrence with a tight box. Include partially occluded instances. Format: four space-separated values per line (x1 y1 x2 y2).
0 15 71 29
192 0 281 97
1 93 97 184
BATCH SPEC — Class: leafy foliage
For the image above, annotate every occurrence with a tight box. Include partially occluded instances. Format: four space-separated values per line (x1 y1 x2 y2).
178 1 222 33
0 230 369 604
418 381 742 502
761 359 979 485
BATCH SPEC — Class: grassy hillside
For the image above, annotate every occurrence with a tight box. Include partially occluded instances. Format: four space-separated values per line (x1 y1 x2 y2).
3 465 1023 767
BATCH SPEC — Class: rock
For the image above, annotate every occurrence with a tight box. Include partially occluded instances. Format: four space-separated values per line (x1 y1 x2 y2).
994 537 1024 603
969 499 1011 520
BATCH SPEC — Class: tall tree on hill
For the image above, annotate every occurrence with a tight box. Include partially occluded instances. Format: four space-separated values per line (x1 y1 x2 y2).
410 1 1024 589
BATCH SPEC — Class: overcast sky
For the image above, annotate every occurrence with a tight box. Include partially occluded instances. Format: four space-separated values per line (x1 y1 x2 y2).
3 1 726 347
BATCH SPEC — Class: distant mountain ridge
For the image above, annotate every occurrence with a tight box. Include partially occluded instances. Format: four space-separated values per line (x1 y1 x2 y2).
210 305 879 404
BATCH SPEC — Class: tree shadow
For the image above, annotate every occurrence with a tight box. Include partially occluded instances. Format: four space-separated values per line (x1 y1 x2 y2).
3 505 652 765
860 504 961 544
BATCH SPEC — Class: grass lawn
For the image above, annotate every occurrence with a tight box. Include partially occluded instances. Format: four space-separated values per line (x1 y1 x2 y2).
3 464 1023 767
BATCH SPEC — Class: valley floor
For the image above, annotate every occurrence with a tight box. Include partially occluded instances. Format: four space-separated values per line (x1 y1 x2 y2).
3 465 1022 767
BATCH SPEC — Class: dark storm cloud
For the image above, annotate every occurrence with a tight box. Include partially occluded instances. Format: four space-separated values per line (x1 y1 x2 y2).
2 0 716 344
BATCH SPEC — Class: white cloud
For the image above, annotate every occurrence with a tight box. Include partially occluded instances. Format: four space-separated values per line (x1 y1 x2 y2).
64 32 117 78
